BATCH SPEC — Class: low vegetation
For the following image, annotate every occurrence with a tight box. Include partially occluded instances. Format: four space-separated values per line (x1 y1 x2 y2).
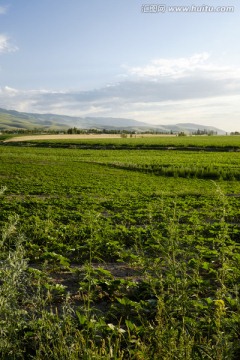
1 136 240 359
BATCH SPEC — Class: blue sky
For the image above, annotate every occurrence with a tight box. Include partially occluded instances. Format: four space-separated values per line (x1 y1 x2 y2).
0 0 239 131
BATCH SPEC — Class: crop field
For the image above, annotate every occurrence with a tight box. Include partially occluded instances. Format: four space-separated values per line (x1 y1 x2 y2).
1 136 240 359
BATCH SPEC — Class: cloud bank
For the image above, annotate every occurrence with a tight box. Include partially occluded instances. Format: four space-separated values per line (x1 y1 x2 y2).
0 53 240 131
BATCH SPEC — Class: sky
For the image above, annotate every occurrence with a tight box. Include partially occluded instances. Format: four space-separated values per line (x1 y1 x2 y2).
0 0 239 131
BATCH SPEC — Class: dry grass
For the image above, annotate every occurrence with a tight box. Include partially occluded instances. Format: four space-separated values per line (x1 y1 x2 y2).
5 134 122 142
5 134 176 142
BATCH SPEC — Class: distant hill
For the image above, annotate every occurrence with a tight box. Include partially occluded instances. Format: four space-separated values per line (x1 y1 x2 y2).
0 108 226 134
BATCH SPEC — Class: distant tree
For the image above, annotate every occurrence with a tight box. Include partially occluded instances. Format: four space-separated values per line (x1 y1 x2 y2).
120 133 128 138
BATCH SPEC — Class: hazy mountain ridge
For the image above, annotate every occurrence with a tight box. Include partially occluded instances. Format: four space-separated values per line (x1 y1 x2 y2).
0 108 226 134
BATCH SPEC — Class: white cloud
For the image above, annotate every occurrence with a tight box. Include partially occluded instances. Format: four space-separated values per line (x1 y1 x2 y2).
0 5 8 15
2 86 19 95
126 53 209 78
126 53 240 81
0 34 18 53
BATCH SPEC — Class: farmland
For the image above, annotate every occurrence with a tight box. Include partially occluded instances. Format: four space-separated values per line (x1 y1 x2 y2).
1 136 240 359
4 133 240 149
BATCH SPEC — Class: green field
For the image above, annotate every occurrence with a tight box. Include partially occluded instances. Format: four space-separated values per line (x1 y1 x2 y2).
1 137 240 359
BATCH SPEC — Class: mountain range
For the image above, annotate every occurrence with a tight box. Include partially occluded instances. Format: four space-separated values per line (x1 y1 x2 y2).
0 108 226 134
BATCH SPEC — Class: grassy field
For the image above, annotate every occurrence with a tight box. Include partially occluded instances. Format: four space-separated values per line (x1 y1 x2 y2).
1 136 240 359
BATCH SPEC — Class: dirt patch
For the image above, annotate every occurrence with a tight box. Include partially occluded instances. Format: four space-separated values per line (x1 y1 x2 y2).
31 263 145 310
